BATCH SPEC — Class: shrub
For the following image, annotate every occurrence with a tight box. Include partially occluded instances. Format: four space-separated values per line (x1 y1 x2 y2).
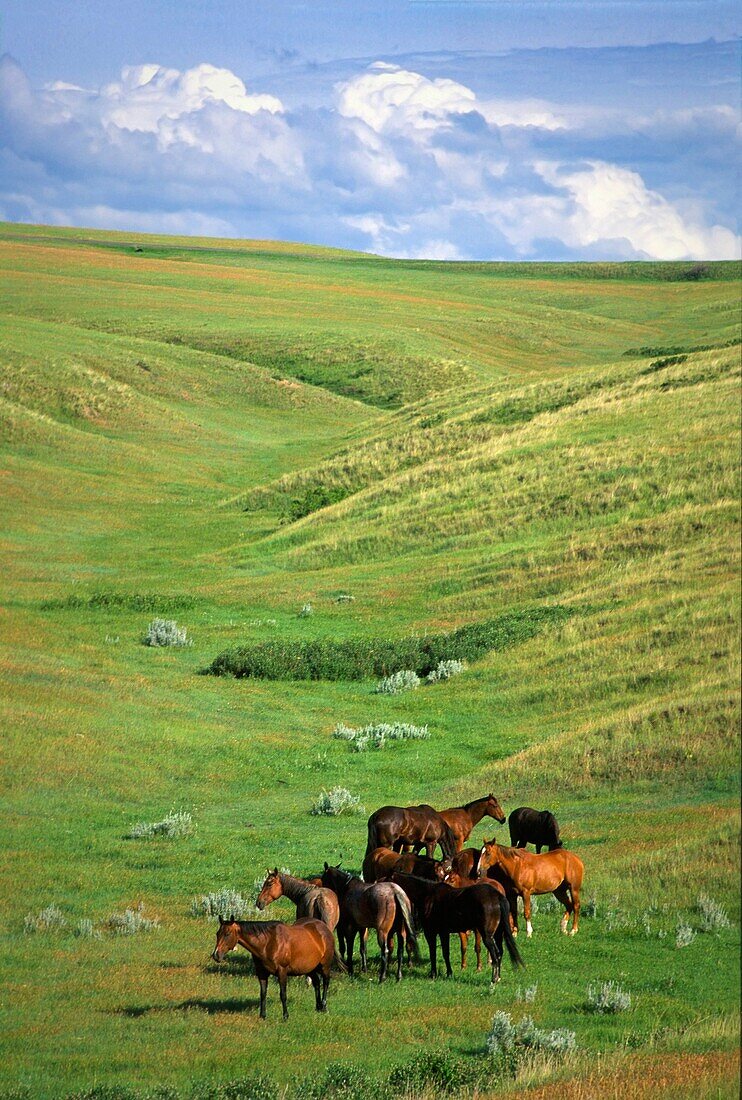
41 592 198 613
585 980 632 1014
190 1075 278 1100
375 670 420 695
74 918 101 939
426 659 466 683
295 1062 382 1100
204 606 571 680
65 1088 139 1100
106 903 159 935
23 904 66 934
334 594 355 604
695 894 731 932
486 1011 576 1059
387 1050 462 1095
310 787 365 816
333 721 429 751
675 921 696 948
514 984 539 1003
298 603 314 618
127 811 194 839
143 619 192 647
190 889 256 920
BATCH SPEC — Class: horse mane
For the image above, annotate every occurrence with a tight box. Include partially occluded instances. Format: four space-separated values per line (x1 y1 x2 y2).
278 872 321 904
234 920 282 940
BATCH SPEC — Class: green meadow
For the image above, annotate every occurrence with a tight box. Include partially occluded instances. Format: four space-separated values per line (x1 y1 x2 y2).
0 223 739 1099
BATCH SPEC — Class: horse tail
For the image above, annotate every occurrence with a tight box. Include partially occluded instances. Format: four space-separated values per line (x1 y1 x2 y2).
441 823 458 861
332 945 348 973
391 884 419 959
499 894 524 969
366 812 380 857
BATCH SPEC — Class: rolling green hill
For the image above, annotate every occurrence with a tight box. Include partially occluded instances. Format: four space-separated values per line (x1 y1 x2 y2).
0 222 739 1100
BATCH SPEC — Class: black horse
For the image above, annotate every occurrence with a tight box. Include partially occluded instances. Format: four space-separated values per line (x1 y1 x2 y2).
390 871 523 983
508 807 563 853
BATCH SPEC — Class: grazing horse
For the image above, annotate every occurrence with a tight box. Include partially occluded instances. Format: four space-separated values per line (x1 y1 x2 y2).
439 795 507 852
321 864 417 982
478 841 584 937
362 846 449 884
391 871 523 983
256 869 340 931
508 807 563 852
443 866 506 971
365 804 458 860
211 917 340 1020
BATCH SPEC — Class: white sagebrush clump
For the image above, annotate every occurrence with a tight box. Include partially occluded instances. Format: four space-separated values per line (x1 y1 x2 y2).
514 984 539 1004
298 603 314 618
426 659 466 683
311 787 365 816
127 811 194 839
375 670 420 695
333 721 430 752
74 918 102 939
23 905 67 934
486 1011 576 1058
695 894 731 932
106 902 159 935
190 888 257 920
144 619 191 647
585 980 631 1014
675 921 696 948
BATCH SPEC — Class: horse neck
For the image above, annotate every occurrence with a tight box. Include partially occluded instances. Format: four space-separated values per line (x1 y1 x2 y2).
235 922 272 955
486 844 514 875
278 873 312 904
463 798 490 826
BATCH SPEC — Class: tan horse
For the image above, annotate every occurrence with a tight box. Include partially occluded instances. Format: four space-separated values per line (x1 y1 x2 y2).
211 917 342 1019
478 840 584 937
256 869 340 931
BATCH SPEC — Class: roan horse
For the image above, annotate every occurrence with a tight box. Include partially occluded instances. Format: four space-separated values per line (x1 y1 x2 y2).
508 807 563 853
391 871 522 984
256 869 340 931
211 917 341 1019
478 840 584 937
321 864 417 982
362 846 449 884
366 804 458 860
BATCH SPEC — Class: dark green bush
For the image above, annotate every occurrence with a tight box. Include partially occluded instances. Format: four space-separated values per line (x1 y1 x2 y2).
387 1050 469 1095
189 1076 277 1100
287 484 351 522
41 592 199 613
204 606 571 681
294 1063 387 1100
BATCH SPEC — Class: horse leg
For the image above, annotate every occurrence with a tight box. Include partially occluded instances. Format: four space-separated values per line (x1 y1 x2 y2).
395 927 404 982
475 930 483 972
553 884 573 935
484 932 502 984
377 927 389 983
569 884 580 935
440 933 453 978
360 928 368 973
258 976 269 1019
346 928 356 976
310 969 322 1012
425 929 437 978
459 931 467 969
507 889 519 936
277 968 289 1021
523 892 534 938
321 964 331 1011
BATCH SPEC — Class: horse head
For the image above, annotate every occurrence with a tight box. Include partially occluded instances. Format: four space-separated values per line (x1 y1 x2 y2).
477 839 500 878
487 793 507 824
211 915 240 962
255 868 282 910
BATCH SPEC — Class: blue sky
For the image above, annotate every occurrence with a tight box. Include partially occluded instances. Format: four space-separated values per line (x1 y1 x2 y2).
0 1 739 259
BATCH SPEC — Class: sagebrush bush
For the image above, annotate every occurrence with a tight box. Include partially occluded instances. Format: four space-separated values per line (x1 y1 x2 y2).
74 918 101 939
675 921 696 948
334 594 355 604
585 980 632 1014
426 658 466 683
375 669 420 695
190 889 256 920
486 1011 576 1059
298 603 313 618
514 984 539 1003
106 903 159 935
127 811 193 839
143 619 191 647
310 787 365 816
695 893 731 932
333 721 429 751
205 606 570 680
23 904 66 934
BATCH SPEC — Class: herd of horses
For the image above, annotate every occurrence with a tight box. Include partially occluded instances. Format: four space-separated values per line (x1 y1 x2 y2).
211 794 585 1019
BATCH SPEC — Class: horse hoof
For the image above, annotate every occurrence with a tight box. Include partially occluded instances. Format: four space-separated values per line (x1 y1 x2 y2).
570 928 579 936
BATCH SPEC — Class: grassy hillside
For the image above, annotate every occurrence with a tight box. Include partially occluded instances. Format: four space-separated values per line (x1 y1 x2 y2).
0 223 739 1100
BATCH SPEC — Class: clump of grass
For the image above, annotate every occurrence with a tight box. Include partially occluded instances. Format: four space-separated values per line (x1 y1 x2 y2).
585 980 632 1014
334 593 355 604
310 787 365 816
190 1073 279 1100
295 1062 380 1100
675 921 696 948
332 721 430 751
514 984 539 1003
486 1010 576 1059
41 591 198 612
375 670 420 695
298 603 314 618
426 658 466 683
143 619 192 647
695 894 731 932
74 918 101 940
127 811 194 839
190 889 257 920
23 904 66 934
106 903 159 935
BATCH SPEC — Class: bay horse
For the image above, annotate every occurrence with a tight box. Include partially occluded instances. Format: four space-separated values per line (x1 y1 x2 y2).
391 871 523 983
508 807 563 852
321 864 417 982
478 840 584 937
362 846 449 884
211 917 341 1019
442 866 506 971
256 869 340 931
365 804 458 860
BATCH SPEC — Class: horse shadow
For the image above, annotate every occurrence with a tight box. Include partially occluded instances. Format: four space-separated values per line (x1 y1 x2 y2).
118 996 260 1017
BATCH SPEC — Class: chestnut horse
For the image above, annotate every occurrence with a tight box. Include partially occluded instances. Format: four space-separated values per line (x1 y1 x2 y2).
439 795 506 851
321 864 417 982
256 869 340 931
391 871 522 983
478 840 584 937
365 804 458 860
362 847 449 884
211 917 341 1019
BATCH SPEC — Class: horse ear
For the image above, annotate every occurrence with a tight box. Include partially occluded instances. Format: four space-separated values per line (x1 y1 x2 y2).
323 861 329 870
229 913 235 923
273 867 279 875
218 914 224 924
335 861 342 869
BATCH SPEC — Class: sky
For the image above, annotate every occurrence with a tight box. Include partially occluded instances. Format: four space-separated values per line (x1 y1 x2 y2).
0 1 739 260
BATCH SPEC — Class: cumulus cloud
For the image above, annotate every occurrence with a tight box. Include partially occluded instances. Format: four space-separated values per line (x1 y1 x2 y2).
0 53 738 261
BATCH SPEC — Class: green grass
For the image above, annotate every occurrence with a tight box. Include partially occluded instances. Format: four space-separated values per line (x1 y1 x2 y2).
0 223 739 1099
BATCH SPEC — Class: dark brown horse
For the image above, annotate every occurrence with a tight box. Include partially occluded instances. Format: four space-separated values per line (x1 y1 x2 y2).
365 804 458 860
321 864 417 982
256 870 340 931
211 917 341 1019
478 840 584 937
439 795 506 851
508 807 563 852
362 846 450 884
443 866 506 971
391 871 523 983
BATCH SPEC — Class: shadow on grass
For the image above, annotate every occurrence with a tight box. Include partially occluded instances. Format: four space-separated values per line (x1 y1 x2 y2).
118 997 260 1017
